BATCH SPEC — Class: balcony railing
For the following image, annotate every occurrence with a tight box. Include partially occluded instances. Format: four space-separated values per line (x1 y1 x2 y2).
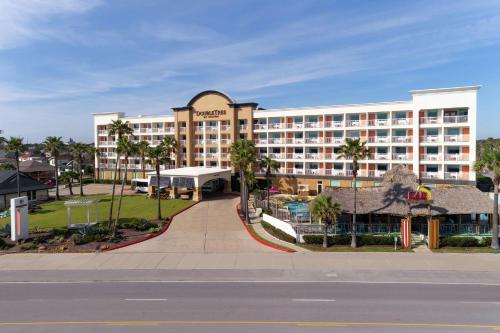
392 136 411 143
254 139 267 144
179 127 186 133
392 153 412 160
253 124 267 130
286 154 304 159
420 154 441 161
375 153 390 160
221 125 231 131
443 115 468 123
367 136 390 143
324 137 344 144
305 138 322 144
445 153 469 161
286 138 305 144
305 153 322 160
286 123 304 129
205 126 218 132
98 130 108 135
268 153 285 159
392 118 412 125
420 135 441 143
305 169 321 175
165 127 175 133
221 139 232 145
368 170 386 177
368 119 390 126
444 135 469 142
444 172 468 180
205 139 218 144
325 169 346 176
206 153 218 158
324 121 343 128
346 120 361 127
421 171 439 179
268 138 284 144
305 122 322 128
195 139 204 145
179 140 186 145
420 117 440 124
240 124 248 130
152 140 162 145
140 128 152 133
268 123 284 129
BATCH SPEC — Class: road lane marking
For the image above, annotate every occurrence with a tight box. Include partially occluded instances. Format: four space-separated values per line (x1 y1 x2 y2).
0 320 497 330
292 299 336 302
124 298 168 301
461 301 500 305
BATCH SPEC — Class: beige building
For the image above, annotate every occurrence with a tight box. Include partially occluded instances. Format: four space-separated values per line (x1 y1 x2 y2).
93 87 478 194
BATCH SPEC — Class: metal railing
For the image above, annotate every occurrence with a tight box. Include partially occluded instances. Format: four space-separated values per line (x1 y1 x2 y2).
443 115 468 123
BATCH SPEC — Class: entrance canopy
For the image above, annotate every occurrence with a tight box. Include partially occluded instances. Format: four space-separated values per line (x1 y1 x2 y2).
147 167 231 189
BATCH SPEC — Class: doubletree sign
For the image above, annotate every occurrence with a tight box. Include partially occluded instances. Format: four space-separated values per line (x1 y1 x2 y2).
407 185 432 202
195 109 227 119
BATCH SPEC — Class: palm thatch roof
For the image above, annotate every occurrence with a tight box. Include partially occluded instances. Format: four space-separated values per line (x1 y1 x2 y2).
323 166 493 216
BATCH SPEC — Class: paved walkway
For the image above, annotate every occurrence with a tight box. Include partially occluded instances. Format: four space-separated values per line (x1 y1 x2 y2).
114 195 276 253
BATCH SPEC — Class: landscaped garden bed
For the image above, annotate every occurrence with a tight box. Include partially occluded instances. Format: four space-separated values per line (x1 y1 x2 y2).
0 195 193 253
300 234 409 252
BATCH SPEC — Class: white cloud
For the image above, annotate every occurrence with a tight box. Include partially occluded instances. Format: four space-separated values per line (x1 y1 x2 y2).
0 0 102 49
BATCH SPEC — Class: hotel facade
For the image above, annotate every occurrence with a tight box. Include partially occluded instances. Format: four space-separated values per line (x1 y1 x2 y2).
93 86 478 193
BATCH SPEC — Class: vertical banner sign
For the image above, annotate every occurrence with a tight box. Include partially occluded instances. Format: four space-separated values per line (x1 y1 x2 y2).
10 196 29 241
400 218 411 249
428 219 440 249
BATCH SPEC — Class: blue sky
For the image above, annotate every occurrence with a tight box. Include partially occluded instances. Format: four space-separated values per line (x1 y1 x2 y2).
1 0 500 142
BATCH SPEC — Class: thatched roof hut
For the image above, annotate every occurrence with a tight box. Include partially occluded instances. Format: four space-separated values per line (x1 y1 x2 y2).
323 166 493 216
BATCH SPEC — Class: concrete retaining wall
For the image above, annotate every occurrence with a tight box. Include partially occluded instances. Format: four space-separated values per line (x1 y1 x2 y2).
262 213 297 239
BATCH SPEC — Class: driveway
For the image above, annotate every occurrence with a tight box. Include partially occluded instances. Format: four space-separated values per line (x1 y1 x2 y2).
114 195 276 253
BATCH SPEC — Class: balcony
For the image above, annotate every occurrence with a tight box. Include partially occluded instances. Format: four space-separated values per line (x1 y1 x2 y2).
286 123 304 129
179 127 186 133
179 140 186 145
253 124 267 130
444 115 468 123
194 153 205 158
444 135 469 143
444 172 468 180
286 138 305 144
268 138 284 144
420 117 441 124
305 138 322 144
305 153 322 160
392 118 412 125
375 153 390 160
221 125 231 131
99 163 114 169
421 171 439 179
445 153 469 161
152 140 162 145
240 124 248 130
140 128 152 134
195 139 204 145
305 122 322 129
392 136 411 143
220 139 232 145
392 153 412 160
98 130 108 135
268 123 284 129
324 121 343 128
205 139 218 145
165 127 175 133
420 135 441 143
254 139 267 144
286 168 305 175
368 119 390 126
325 169 345 176
152 127 162 133
346 120 361 127
420 154 441 161
368 136 390 144
305 168 322 175
269 153 285 159
324 137 344 144
221 153 229 158
368 170 386 177
287 153 304 159
205 126 218 132
206 152 218 159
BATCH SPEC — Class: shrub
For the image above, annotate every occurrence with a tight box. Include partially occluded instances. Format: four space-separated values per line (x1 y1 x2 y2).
303 234 398 246
70 233 92 245
358 235 399 246
440 236 479 247
261 221 296 243
0 238 13 250
262 207 273 216
479 237 492 247
119 218 157 231
20 242 38 250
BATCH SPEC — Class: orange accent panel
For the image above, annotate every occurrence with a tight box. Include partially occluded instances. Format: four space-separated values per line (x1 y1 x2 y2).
420 165 425 172
462 165 470 172
463 146 470 153
463 127 470 135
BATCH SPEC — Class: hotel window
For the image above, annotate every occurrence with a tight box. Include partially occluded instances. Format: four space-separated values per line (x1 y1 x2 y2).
394 129 406 137
27 190 37 201
240 119 248 126
333 115 343 122
330 180 341 188
239 134 246 140
272 148 281 154
394 112 406 119
377 147 388 154
333 131 343 138
427 147 438 154
377 113 388 120
333 163 343 170
347 130 359 138
447 165 460 173
156 123 163 128
446 128 460 135
348 114 360 121
377 164 388 171
259 148 267 155
307 116 318 122
294 147 304 154
294 116 303 124
294 163 303 169
198 162 204 166
427 110 438 118
426 165 438 172
427 128 439 136
395 147 407 154
447 147 460 154
377 130 388 137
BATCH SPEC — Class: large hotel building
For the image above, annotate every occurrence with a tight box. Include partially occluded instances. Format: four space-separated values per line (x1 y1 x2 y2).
93 86 478 193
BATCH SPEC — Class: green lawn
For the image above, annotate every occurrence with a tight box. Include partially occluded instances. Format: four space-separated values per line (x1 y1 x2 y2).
0 195 193 231
432 247 498 253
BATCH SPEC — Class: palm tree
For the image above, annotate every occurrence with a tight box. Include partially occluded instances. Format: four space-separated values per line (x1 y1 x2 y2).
137 141 150 178
113 137 138 237
230 139 256 223
69 143 88 196
4 137 24 197
310 195 341 248
60 170 78 196
338 138 371 248
259 156 280 208
161 136 177 170
43 136 64 200
146 144 168 220
108 120 133 225
475 147 500 250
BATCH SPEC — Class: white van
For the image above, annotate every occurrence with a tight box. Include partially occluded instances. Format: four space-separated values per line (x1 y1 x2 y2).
131 178 149 193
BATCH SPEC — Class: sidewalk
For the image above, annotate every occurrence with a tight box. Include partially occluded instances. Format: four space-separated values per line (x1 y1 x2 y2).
0 251 498 271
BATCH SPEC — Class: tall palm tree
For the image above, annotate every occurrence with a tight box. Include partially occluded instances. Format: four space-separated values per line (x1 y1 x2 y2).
43 136 64 200
113 138 138 237
338 138 371 248
146 144 168 220
69 143 88 196
259 156 280 208
108 120 133 225
230 139 256 223
310 195 341 248
475 147 500 250
161 136 177 170
60 170 78 196
4 137 24 197
137 140 150 178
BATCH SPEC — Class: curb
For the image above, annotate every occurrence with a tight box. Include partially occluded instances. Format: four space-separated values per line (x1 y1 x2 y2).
104 201 200 252
236 204 296 253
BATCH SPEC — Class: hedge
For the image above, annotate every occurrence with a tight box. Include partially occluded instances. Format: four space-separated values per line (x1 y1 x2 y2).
440 236 491 247
261 221 296 243
303 234 399 246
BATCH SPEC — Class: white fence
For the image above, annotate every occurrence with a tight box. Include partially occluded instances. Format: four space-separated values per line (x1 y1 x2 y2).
262 213 297 239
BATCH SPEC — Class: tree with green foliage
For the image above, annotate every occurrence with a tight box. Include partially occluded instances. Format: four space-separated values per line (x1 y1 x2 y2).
230 139 256 223
146 144 169 220
3 137 24 197
69 143 88 197
137 140 150 178
475 147 500 250
108 120 133 226
113 137 138 237
259 155 280 209
43 136 64 200
309 195 341 248
60 170 78 196
338 138 371 248
161 136 177 170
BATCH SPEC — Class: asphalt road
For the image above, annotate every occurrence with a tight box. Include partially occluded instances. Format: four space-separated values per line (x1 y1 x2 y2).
0 270 499 332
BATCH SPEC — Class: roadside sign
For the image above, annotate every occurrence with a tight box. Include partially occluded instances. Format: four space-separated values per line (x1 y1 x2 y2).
10 196 28 241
